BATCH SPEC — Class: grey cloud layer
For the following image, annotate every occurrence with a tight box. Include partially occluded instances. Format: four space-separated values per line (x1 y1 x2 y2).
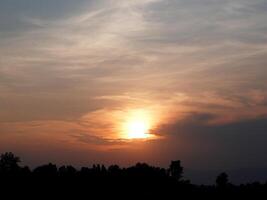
0 1 267 174
153 113 267 170
0 0 267 134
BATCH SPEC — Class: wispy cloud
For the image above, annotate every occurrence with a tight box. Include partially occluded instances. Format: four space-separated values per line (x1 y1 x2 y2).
0 0 267 167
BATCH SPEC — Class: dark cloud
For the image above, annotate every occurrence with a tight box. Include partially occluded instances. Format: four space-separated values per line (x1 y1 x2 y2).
154 113 267 170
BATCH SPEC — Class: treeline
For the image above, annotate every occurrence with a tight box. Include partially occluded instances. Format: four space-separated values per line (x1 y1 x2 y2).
0 152 267 198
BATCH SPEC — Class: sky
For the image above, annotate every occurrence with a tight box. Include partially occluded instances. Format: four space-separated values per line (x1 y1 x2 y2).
0 0 267 182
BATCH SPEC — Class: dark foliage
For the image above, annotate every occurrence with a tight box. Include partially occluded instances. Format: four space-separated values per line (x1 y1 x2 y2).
0 152 266 198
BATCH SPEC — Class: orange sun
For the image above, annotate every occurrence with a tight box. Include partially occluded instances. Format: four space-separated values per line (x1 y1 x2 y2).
122 109 154 139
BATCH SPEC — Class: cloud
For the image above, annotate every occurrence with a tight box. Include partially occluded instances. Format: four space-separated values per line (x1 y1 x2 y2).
152 112 267 169
72 133 126 146
0 0 267 170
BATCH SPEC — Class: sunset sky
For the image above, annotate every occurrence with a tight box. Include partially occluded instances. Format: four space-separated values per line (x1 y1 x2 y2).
1 0 267 177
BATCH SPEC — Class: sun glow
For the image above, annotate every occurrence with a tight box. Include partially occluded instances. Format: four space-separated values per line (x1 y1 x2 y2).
122 109 154 139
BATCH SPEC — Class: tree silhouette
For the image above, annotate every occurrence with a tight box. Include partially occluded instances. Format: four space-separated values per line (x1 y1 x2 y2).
33 163 57 176
59 165 77 176
216 172 229 188
108 165 121 174
0 152 266 198
0 152 21 174
169 160 183 181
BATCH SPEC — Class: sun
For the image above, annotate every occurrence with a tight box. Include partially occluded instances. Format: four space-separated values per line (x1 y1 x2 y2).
126 119 150 139
122 109 154 139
